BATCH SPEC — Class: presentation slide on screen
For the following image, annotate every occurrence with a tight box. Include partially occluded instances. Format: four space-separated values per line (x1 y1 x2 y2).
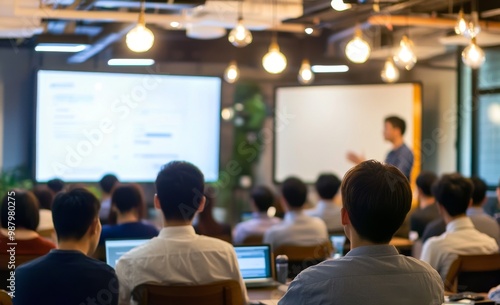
36 70 221 182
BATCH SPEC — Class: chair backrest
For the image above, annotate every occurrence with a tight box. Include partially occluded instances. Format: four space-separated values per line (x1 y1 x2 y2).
131 280 244 305
445 253 500 293
241 235 263 245
0 290 12 305
274 242 333 278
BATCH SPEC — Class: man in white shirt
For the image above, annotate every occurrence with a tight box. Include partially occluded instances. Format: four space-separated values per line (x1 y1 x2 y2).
233 186 281 244
421 174 499 281
467 177 500 245
306 173 342 232
115 161 248 305
263 177 328 250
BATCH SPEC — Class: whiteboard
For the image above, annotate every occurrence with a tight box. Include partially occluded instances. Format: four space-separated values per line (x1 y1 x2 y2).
274 83 421 183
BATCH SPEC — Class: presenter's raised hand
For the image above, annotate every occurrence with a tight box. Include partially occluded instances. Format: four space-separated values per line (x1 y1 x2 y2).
346 151 365 165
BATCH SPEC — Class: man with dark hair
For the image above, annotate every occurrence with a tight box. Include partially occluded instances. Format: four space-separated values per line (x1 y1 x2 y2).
421 174 498 280
279 161 443 305
14 189 118 305
46 178 65 194
306 173 342 231
116 161 247 305
347 115 414 180
263 177 328 250
99 173 119 221
278 160 444 305
410 171 439 238
233 185 281 244
467 177 500 244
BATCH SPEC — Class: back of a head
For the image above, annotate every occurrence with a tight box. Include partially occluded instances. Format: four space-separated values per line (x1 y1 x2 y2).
33 186 54 210
112 184 144 214
470 176 487 206
99 174 119 194
281 177 307 209
416 171 438 197
432 173 473 217
52 188 100 241
155 161 204 222
385 116 406 135
315 173 341 200
341 160 412 243
251 186 275 212
1 190 39 231
47 178 65 193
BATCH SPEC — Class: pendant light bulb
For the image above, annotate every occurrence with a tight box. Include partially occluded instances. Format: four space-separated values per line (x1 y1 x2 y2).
381 57 400 83
345 28 371 64
393 35 417 71
298 59 314 85
454 9 468 35
464 11 481 39
262 41 287 74
462 37 485 69
126 9 154 53
228 19 253 47
331 0 351 11
224 61 240 83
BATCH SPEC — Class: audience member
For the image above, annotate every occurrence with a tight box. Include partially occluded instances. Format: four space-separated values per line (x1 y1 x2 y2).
421 217 446 243
420 174 498 280
279 161 443 305
194 185 233 242
410 171 439 238
263 177 328 250
99 184 158 246
14 189 118 305
0 190 55 256
46 178 65 195
32 186 54 231
306 173 343 232
99 174 119 222
115 161 248 305
233 185 281 244
467 177 500 244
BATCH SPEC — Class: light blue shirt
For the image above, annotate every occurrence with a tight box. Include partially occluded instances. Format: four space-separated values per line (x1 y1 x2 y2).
279 244 444 305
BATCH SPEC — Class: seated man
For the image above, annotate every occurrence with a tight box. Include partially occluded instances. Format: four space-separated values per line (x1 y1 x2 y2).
233 185 281 244
278 161 443 305
99 173 119 222
421 174 499 280
99 184 158 246
263 177 328 250
306 173 343 232
15 189 118 305
410 171 439 239
467 177 500 245
116 161 248 305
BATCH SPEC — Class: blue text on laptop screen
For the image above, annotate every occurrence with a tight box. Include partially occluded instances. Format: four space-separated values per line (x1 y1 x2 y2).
105 239 149 268
235 246 271 279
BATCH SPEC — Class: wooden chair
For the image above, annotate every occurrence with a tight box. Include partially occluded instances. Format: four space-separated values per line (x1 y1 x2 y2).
0 290 12 305
274 242 333 279
444 253 500 293
0 255 41 290
131 280 244 305
241 235 263 245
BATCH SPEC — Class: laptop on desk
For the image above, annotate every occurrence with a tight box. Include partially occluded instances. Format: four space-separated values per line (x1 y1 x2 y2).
234 245 279 288
105 239 149 269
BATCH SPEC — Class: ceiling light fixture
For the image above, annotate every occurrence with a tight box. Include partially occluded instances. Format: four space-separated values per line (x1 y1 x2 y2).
107 58 155 66
393 35 417 71
298 59 314 85
381 57 400 83
311 65 349 73
331 0 352 11
126 0 154 53
345 27 371 64
462 37 485 69
224 60 240 83
454 8 467 35
35 43 88 52
262 0 287 74
228 0 252 47
464 10 481 39
305 27 314 35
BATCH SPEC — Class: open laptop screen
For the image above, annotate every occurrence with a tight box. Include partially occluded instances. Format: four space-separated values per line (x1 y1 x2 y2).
234 245 272 280
105 239 149 268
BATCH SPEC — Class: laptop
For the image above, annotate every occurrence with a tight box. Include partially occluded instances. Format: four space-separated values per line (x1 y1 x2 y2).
105 239 149 268
329 234 347 258
234 245 278 288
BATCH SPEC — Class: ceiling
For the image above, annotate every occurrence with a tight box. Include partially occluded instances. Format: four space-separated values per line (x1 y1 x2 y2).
2 0 500 65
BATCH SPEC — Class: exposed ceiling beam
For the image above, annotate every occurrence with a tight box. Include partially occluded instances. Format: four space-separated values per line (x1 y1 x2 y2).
367 15 500 32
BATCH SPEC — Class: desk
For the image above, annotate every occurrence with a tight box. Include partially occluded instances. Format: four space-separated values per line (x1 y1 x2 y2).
248 286 286 302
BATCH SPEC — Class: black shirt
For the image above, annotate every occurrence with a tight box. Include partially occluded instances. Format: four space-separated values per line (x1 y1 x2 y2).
14 249 118 305
421 218 446 243
410 203 440 238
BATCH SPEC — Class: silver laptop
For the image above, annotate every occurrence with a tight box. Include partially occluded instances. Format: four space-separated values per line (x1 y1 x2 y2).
105 239 149 268
234 245 278 288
